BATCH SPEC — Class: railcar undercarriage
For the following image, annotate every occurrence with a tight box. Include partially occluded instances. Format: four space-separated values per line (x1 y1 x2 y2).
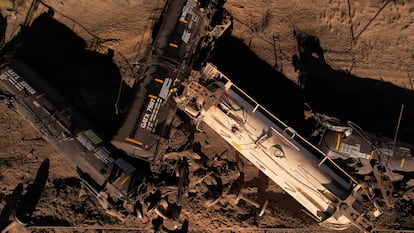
0 0 413 232
174 63 414 233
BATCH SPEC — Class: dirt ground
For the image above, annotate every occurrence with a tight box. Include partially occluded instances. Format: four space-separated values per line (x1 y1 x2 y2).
0 0 413 232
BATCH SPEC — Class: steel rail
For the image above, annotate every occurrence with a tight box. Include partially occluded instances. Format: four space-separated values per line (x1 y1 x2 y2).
26 225 150 231
218 227 414 233
25 225 414 233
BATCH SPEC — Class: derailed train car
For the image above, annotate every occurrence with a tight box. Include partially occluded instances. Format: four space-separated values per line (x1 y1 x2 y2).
111 0 232 159
306 110 414 211
0 60 144 221
0 0 233 225
175 63 378 233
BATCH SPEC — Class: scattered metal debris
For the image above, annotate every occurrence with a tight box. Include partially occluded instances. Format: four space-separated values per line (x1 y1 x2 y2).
1 0 413 232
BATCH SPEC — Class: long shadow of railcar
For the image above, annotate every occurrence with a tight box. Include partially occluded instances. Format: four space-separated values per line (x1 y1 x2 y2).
210 33 414 145
0 183 23 231
209 35 307 133
15 158 49 226
294 33 414 144
0 12 6 47
209 34 414 224
1 12 132 137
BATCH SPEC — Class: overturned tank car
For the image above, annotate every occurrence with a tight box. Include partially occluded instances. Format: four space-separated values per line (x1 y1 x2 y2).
0 60 145 221
175 63 382 233
306 109 414 218
0 0 233 229
111 0 232 160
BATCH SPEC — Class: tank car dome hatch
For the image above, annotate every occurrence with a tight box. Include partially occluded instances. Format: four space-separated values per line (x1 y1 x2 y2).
174 63 379 233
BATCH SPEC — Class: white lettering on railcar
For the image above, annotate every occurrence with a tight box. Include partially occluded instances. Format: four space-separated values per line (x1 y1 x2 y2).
182 30 191 44
94 147 114 164
140 98 157 129
0 69 36 95
140 97 162 132
179 0 197 25
76 129 114 164
159 78 172 99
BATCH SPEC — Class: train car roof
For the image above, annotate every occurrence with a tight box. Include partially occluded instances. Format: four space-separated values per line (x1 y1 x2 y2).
111 0 218 159
0 61 135 196
153 0 202 61
112 63 177 159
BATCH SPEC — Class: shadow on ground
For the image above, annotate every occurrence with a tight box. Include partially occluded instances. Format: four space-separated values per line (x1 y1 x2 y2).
1 12 132 137
210 34 414 144
209 35 307 133
15 158 49 226
294 32 414 144
0 183 23 231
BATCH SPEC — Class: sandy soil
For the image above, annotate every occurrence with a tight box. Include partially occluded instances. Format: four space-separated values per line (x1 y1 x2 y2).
225 0 414 89
0 0 413 232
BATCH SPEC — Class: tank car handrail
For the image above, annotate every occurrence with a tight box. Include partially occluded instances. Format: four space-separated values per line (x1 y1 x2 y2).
202 63 359 186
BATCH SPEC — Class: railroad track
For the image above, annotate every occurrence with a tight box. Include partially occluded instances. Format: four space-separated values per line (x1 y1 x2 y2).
23 225 414 233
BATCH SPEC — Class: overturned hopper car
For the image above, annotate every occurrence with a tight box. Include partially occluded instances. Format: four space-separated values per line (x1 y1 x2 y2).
0 60 144 220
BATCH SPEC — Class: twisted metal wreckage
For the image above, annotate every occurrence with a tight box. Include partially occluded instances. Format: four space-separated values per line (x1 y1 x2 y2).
0 0 413 232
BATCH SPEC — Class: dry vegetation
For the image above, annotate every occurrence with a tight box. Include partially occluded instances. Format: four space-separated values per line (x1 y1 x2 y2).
226 0 413 89
1 0 413 232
